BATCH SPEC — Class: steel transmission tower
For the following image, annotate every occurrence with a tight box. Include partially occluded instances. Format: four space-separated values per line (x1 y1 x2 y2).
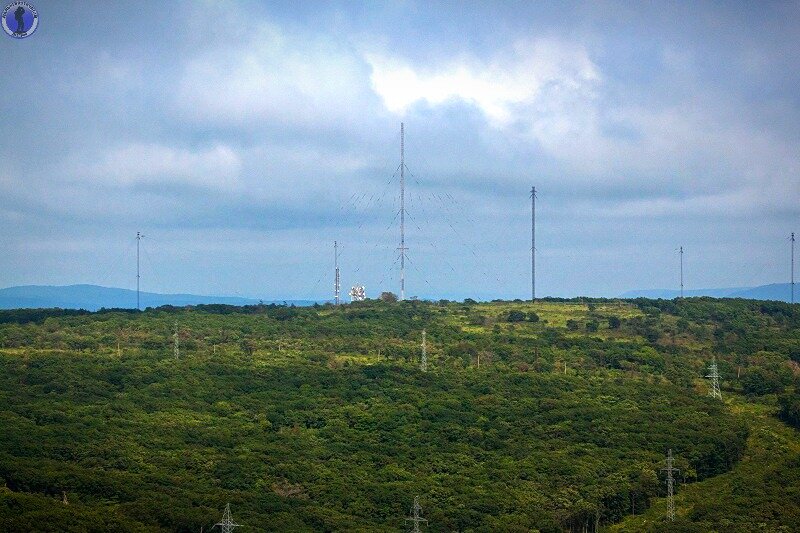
398 123 408 301
136 231 144 310
212 503 241 533
420 329 427 372
531 186 536 302
334 241 341 306
405 496 428 532
661 449 680 521
706 356 721 399
173 321 180 360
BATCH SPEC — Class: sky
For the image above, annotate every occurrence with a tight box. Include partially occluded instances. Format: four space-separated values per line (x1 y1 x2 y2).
1 0 798 301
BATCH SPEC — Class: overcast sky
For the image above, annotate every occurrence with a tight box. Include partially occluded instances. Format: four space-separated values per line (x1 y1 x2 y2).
1 1 798 300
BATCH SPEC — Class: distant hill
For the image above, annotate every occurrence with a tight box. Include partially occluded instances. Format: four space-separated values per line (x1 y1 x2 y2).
621 283 795 302
0 285 321 311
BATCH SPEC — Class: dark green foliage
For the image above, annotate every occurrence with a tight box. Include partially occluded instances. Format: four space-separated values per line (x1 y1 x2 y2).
778 391 800 429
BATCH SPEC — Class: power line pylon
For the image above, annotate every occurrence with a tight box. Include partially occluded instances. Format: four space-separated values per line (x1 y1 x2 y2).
173 321 180 360
212 503 241 533
420 329 427 372
531 186 536 302
334 240 341 306
405 496 428 532
706 356 721 399
661 449 680 522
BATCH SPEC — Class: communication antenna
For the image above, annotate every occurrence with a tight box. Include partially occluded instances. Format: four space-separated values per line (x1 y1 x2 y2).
398 123 408 301
420 329 427 372
405 496 428 532
531 186 536 302
173 321 179 360
334 241 341 306
212 503 241 533
136 231 145 310
661 449 680 521
706 356 721 399
791 232 795 304
679 246 684 299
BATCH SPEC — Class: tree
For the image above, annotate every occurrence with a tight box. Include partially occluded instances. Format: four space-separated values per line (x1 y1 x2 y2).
379 292 398 303
506 310 526 322
608 316 621 329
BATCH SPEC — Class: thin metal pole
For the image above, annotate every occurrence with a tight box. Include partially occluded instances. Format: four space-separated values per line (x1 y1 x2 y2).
680 246 684 299
334 241 340 306
136 232 141 310
531 186 536 302
792 232 795 304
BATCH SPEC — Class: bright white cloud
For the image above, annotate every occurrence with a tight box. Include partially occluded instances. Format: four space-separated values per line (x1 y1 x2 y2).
366 39 600 126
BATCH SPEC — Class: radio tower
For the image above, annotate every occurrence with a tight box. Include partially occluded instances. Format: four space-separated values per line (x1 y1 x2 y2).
531 186 536 302
661 449 680 521
405 496 428 532
212 503 241 533
398 123 408 301
791 232 795 304
706 356 721 399
173 321 180 360
420 329 427 372
334 241 341 306
136 231 144 310
679 246 684 299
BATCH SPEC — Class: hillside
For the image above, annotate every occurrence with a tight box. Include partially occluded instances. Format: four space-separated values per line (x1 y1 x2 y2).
0 285 320 311
620 283 795 302
0 298 798 531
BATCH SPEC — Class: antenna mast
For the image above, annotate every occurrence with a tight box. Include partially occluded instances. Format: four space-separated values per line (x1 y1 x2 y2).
661 449 680 522
405 496 428 532
706 355 721 399
789 232 794 303
213 503 241 533
399 123 407 301
531 186 536 302
421 329 427 372
679 246 684 299
334 241 340 306
136 231 143 310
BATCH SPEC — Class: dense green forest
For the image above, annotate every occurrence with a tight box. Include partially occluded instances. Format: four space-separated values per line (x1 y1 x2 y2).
0 297 798 531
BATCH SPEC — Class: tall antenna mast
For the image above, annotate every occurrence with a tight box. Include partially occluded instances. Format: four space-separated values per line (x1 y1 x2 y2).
679 246 684 299
399 122 407 301
791 232 795 304
706 355 722 399
212 503 241 533
136 231 144 310
531 186 536 302
405 496 428 532
420 329 427 372
661 449 680 522
334 241 340 306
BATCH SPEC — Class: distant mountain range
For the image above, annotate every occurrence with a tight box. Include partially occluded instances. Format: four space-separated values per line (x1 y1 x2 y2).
620 283 795 302
0 285 322 311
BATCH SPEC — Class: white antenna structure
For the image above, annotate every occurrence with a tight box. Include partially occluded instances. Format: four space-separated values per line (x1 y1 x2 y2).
349 285 366 302
136 231 145 310
706 356 721 399
791 232 795 304
334 241 341 306
531 186 536 302
405 496 428 532
212 503 241 533
679 246 684 299
398 123 408 301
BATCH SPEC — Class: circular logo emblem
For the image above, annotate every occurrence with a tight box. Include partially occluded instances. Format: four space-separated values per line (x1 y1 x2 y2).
2 2 38 39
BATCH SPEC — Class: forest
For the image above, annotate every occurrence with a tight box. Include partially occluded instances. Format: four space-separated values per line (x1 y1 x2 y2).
0 297 798 531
